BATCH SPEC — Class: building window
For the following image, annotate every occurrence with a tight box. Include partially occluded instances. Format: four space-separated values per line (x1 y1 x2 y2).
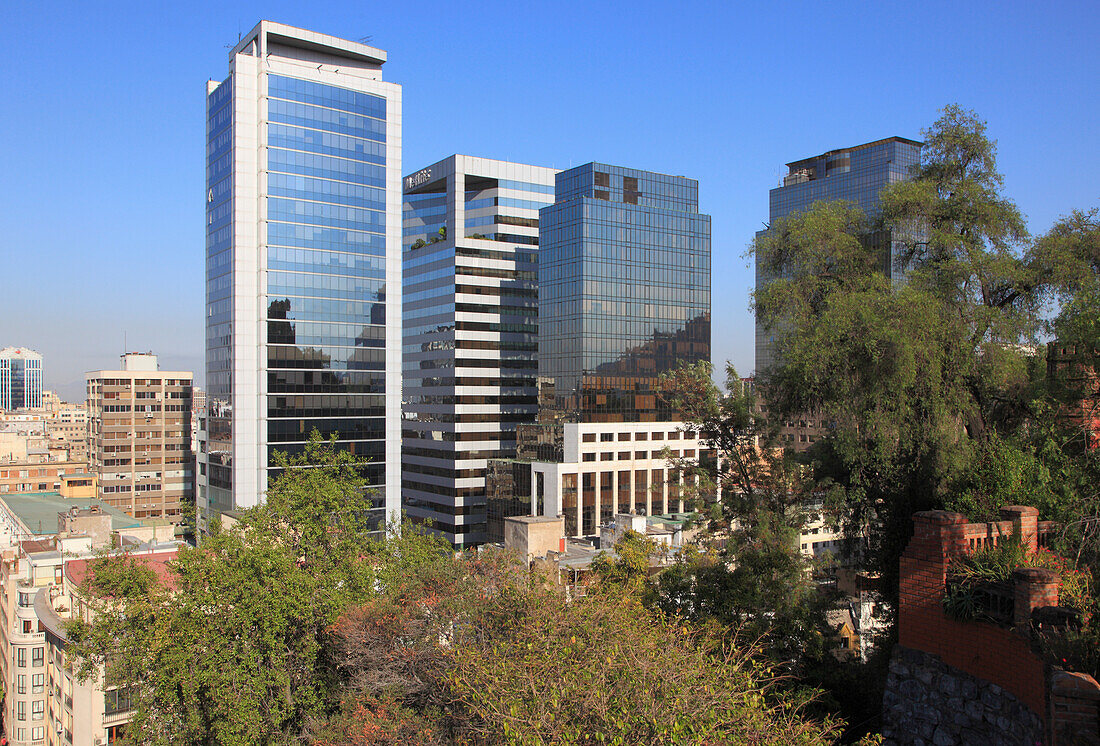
594 171 610 187
582 433 596 443
16 700 25 720
16 674 26 694
31 699 44 720
22 620 32 634
582 453 595 462
635 451 647 459
105 687 133 716
17 647 26 667
617 432 631 441
32 673 44 693
31 727 44 742
600 433 614 442
618 452 630 460
32 647 44 667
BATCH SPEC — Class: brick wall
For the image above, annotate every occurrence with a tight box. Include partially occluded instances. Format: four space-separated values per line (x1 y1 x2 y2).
897 506 1049 718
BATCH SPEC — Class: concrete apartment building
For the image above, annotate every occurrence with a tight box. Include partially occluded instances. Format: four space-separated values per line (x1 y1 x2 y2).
86 353 193 521
0 348 43 412
402 155 557 547
198 21 403 532
0 488 177 746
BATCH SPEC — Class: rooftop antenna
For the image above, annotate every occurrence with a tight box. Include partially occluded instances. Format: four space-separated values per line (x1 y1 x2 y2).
357 35 374 44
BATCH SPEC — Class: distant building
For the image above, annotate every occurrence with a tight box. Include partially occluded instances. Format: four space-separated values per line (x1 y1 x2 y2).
86 353 193 521
755 137 922 373
1 348 43 411
402 155 556 547
198 21 403 534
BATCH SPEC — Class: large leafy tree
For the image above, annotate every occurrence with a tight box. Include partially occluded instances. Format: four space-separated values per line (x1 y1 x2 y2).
655 361 834 665
752 106 1051 602
68 432 451 746
312 547 842 746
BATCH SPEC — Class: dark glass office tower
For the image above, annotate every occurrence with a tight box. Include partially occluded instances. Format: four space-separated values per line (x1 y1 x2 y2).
537 164 711 422
755 137 921 372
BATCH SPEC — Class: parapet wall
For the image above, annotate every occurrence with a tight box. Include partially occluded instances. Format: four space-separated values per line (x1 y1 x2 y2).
891 504 1100 744
897 506 1049 717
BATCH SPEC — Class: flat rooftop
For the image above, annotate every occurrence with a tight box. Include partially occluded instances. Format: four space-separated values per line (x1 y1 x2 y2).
1 492 142 535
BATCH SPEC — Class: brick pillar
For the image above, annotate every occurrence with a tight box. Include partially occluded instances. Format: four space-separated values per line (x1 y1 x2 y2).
1050 670 1100 746
898 511 968 649
1012 567 1060 628
1000 505 1040 551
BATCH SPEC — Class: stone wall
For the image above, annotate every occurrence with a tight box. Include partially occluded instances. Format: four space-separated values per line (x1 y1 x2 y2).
882 645 1043 746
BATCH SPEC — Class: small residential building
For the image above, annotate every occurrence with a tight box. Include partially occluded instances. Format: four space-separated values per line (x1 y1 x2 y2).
86 353 193 521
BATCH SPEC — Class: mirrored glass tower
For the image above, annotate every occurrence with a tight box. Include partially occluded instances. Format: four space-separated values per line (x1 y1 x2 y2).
198 21 402 531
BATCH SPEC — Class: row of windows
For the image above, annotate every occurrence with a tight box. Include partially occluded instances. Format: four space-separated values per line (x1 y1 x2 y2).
269 246 386 278
268 149 386 190
581 449 696 462
269 123 385 166
269 172 386 211
269 98 386 142
268 74 386 120
268 222 386 254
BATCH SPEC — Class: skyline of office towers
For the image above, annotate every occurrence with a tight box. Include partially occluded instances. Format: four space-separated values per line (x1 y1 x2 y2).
198 21 403 529
537 164 711 423
0 348 43 411
402 156 557 548
754 136 922 372
86 353 194 521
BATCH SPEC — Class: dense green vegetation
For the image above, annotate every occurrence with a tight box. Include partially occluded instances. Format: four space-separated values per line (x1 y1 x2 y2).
68 433 841 745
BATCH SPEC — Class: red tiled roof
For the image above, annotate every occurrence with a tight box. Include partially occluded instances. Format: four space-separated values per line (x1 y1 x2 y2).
65 550 178 595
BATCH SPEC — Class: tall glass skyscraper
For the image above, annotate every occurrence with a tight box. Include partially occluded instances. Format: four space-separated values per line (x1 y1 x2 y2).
0 348 43 411
508 163 712 538
755 137 921 372
538 163 711 422
198 22 402 529
402 156 556 548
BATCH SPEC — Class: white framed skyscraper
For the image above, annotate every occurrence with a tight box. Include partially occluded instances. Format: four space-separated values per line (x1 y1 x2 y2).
0 348 43 411
199 21 402 531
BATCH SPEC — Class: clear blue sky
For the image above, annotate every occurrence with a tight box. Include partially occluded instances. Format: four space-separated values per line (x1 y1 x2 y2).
1 0 1097 400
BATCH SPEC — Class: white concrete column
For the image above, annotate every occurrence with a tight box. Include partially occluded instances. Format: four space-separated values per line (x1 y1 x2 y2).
574 474 583 538
593 470 601 534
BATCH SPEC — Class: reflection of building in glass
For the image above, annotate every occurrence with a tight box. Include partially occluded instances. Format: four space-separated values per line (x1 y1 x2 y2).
755 137 921 373
197 22 402 532
402 156 556 548
538 164 711 422
487 163 712 542
0 348 43 411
